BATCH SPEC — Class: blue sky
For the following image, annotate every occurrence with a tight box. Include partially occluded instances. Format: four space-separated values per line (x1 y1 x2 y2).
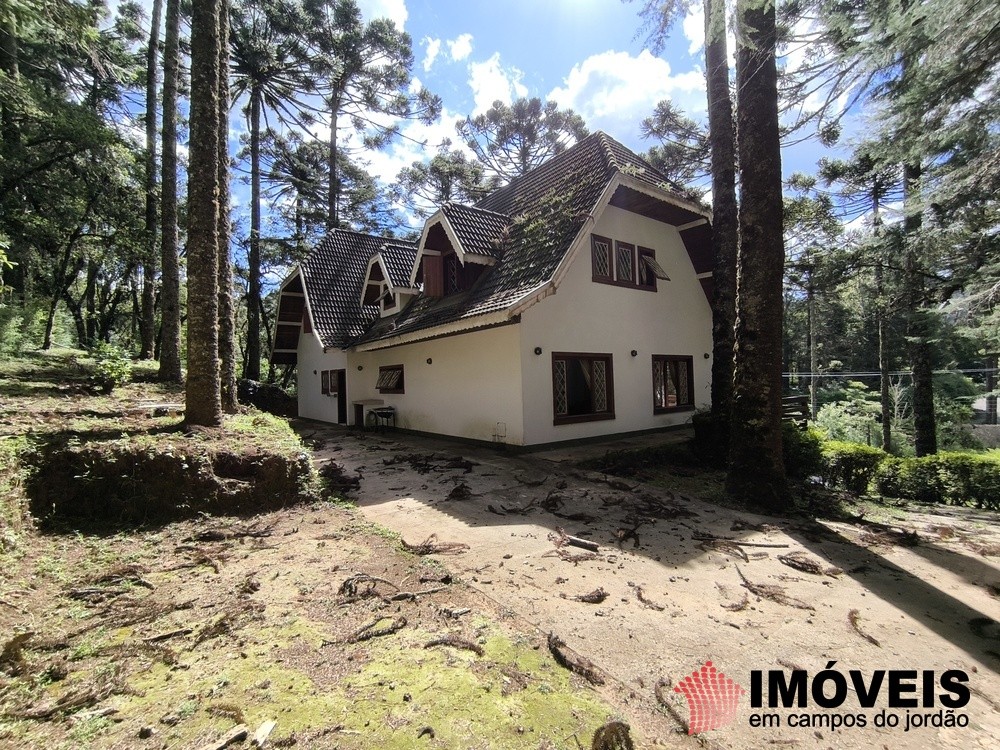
351 0 712 194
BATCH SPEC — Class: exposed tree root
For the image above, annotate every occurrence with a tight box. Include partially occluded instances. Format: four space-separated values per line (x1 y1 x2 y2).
345 616 407 644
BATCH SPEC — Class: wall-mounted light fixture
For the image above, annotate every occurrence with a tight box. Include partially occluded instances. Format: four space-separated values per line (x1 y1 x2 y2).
704 352 711 359
313 370 317 375
357 365 364 371
426 358 433 365
534 347 542 356
630 349 638 357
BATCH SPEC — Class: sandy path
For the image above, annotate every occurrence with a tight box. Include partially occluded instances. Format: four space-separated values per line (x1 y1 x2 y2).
306 425 1000 749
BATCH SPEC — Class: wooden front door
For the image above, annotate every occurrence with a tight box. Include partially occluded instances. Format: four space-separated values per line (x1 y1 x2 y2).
335 369 347 423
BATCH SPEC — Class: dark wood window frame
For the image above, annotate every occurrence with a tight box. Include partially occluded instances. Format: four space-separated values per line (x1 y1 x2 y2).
637 246 658 290
591 234 612 282
615 240 635 284
591 234 658 292
652 355 695 414
552 352 615 425
321 370 330 395
376 364 405 394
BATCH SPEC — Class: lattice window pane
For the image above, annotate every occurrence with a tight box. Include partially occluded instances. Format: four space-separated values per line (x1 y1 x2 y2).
446 256 459 293
554 359 568 415
376 368 402 390
677 361 690 405
593 240 611 278
616 243 634 283
592 359 607 412
653 359 665 408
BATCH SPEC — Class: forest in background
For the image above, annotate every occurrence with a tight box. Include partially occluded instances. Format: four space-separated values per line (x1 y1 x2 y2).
1 0 998 507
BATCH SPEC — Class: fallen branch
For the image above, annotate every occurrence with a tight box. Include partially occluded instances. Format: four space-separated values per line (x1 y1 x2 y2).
401 534 469 555
693 532 789 549
847 609 880 647
698 539 749 562
634 586 665 611
345 616 407 644
562 587 608 604
778 551 841 578
424 635 484 656
736 566 814 611
653 677 689 733
195 724 249 750
549 527 599 553
143 627 193 644
547 632 604 685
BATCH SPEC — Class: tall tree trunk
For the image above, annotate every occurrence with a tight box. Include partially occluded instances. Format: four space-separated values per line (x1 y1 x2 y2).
246 88 262 381
876 258 892 450
807 274 818 420
904 161 936 455
140 0 164 359
218 0 237 412
0 14 19 146
727 0 788 510
704 0 738 432
185 0 223 427
158 0 182 383
327 101 339 229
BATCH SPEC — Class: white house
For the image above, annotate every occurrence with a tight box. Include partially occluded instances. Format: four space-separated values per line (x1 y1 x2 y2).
272 132 715 447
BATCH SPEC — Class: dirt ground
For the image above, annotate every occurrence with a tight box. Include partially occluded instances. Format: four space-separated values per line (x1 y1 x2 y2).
305 423 1000 750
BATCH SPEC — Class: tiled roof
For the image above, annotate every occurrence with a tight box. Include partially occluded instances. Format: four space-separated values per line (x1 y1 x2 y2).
440 203 510 259
300 230 417 349
380 242 418 289
353 132 660 346
347 131 708 348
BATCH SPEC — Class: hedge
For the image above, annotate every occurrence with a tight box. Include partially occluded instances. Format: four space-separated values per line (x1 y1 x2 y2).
820 441 887 495
873 452 1000 510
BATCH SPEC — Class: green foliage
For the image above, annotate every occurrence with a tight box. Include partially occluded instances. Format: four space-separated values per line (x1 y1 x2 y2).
783 424 825 479
873 452 1000 509
814 381 882 446
820 440 887 495
89 342 132 394
456 97 588 182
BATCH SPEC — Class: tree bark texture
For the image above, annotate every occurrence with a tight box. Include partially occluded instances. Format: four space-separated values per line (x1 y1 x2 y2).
217 0 237 412
158 0 182 383
140 0 164 359
727 0 788 510
185 0 223 426
246 88 262 381
704 0 738 428
903 161 936 455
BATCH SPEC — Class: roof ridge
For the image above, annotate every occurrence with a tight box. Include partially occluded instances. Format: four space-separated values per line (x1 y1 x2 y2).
443 201 511 220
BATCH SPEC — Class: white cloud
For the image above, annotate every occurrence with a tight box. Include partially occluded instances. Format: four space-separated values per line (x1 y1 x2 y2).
683 5 704 55
468 53 528 115
422 37 441 72
548 50 705 137
355 0 408 29
448 33 474 62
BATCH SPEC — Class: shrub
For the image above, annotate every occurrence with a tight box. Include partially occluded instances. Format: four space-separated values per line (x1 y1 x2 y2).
873 452 1000 509
90 342 132 394
783 424 825 479
820 441 887 494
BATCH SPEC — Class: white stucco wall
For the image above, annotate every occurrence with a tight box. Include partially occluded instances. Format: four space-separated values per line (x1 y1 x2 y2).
296 331 350 423
348 324 524 444
519 204 713 445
